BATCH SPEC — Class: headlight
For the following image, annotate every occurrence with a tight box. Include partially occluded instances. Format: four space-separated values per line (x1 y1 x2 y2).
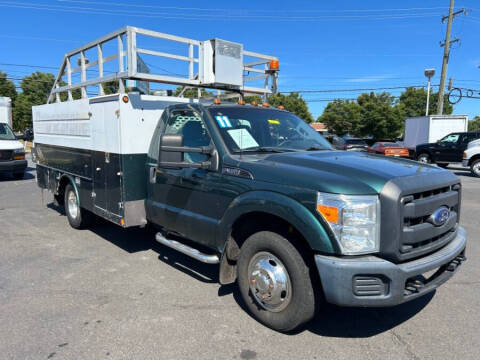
317 192 380 255
13 148 25 160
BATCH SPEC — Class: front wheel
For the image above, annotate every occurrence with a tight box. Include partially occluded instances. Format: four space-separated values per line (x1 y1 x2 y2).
416 153 431 164
237 231 317 332
471 159 480 177
64 184 92 229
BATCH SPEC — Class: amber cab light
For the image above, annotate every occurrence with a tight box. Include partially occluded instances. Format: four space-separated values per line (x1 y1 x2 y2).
213 98 221 105
269 60 279 70
250 101 258 106
238 99 246 105
262 102 270 107
277 105 285 110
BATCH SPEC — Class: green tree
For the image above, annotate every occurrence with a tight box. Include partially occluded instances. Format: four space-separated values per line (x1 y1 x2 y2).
268 93 314 123
173 86 212 98
318 99 361 135
13 72 55 130
356 92 404 139
398 87 453 117
469 116 480 131
0 71 17 101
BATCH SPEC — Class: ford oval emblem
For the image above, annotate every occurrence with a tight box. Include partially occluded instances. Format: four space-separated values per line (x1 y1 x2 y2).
428 206 450 226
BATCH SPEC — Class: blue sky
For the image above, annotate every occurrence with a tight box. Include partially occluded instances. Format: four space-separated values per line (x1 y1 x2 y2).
1 0 479 120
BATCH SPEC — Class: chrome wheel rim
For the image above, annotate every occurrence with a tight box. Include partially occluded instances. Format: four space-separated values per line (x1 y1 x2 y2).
67 190 79 219
418 155 429 163
473 162 480 176
248 252 292 312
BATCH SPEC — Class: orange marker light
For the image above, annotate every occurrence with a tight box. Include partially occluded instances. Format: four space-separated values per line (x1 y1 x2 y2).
262 102 270 107
120 218 125 227
13 154 25 160
122 95 129 103
269 60 279 70
317 204 339 224
250 101 258 106
277 105 285 110
238 99 246 105
213 98 221 104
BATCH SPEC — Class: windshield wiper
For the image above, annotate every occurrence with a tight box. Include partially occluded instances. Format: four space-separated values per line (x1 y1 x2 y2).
305 147 328 151
236 147 292 154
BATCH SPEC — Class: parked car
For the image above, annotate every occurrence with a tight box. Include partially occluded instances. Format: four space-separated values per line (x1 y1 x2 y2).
415 131 480 167
336 137 368 151
0 122 27 179
368 142 409 158
462 138 480 177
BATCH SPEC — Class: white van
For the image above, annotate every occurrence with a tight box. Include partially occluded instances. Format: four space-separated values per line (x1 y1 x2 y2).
0 122 27 179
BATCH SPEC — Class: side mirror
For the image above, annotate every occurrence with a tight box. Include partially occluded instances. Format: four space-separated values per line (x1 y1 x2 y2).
160 135 184 164
158 134 217 170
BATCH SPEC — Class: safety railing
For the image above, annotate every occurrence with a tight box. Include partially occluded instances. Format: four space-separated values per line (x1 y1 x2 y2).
48 26 278 103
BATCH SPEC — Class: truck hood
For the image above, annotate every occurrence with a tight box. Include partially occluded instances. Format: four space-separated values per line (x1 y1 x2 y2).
467 138 480 149
241 150 446 194
0 139 23 150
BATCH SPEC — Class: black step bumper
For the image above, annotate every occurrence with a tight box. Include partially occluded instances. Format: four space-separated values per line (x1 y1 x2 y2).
315 226 466 307
0 159 28 173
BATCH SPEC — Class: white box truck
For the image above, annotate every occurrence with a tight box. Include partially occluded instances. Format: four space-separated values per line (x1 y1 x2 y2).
0 97 12 127
403 115 468 150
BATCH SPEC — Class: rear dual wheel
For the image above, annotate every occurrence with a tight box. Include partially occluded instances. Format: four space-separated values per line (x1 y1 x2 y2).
64 184 93 229
237 231 317 332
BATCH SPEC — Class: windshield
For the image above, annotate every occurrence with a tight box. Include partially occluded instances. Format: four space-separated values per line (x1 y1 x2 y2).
208 107 332 153
381 142 401 148
0 123 16 140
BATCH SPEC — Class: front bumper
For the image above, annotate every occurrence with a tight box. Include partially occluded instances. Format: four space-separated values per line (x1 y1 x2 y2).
0 159 28 173
315 226 466 307
462 159 469 167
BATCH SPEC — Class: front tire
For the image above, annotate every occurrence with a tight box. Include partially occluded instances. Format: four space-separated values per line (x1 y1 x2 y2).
471 159 480 177
64 183 92 229
416 153 431 164
237 231 316 332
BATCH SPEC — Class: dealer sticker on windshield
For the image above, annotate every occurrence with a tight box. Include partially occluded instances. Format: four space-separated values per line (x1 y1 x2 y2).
215 115 232 128
227 128 259 149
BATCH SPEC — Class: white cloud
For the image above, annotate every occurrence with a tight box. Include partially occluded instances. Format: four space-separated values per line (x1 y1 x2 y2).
344 74 396 83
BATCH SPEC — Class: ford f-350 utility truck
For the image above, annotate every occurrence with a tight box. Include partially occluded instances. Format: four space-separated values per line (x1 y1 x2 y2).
33 27 467 332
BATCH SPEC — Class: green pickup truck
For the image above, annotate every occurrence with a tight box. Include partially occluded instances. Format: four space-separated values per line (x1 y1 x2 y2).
35 99 466 332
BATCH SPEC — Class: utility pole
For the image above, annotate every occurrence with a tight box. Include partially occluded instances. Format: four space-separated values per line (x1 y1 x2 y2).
437 0 466 114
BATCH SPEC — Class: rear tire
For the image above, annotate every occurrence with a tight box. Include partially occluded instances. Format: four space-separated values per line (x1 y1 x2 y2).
237 231 316 332
64 183 92 229
471 159 480 177
416 153 431 164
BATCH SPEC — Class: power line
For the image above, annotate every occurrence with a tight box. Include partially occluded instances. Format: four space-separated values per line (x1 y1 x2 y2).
57 1 450 14
280 85 428 94
0 1 446 21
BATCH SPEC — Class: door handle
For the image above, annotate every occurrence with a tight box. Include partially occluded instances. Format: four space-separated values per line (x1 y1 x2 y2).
149 166 157 184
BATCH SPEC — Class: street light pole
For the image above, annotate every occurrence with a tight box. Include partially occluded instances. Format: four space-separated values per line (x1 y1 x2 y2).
424 69 435 116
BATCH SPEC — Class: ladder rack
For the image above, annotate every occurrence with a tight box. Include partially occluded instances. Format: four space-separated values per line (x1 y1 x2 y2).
48 26 279 103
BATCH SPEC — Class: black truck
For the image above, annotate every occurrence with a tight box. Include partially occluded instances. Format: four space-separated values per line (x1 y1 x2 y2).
415 131 480 167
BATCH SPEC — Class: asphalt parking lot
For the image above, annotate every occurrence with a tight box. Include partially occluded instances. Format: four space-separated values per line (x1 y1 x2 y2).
1 159 479 360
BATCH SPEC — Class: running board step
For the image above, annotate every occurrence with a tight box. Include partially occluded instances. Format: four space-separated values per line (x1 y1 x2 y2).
155 233 220 264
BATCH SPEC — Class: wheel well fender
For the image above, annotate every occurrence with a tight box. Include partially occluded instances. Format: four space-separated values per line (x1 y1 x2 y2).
217 191 335 254
469 154 480 166
57 174 80 207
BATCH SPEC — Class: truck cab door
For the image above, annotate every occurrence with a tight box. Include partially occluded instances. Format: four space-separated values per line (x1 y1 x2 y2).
435 133 460 162
151 108 224 248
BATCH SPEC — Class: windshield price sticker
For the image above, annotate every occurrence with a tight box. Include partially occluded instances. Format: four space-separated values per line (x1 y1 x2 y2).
268 119 280 125
216 115 232 128
227 128 259 149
